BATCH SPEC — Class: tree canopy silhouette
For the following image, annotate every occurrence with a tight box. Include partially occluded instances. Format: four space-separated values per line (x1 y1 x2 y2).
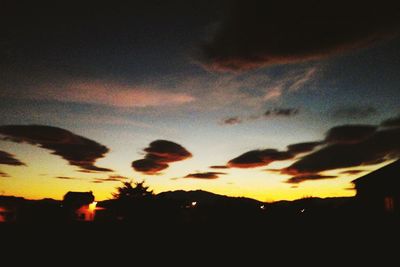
112 180 154 200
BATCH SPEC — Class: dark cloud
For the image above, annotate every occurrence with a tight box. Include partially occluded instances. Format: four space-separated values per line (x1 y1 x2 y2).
0 125 112 172
264 108 299 117
286 174 337 184
227 116 400 183
340 170 365 175
0 150 26 166
228 149 293 168
330 106 378 120
131 159 168 175
283 127 400 176
200 0 400 71
108 175 128 180
287 142 322 154
210 165 229 169
56 176 76 180
132 140 192 175
184 172 226 179
381 114 400 128
325 125 377 144
143 140 192 163
228 140 318 169
222 117 242 125
92 175 128 183
221 108 299 125
0 170 10 177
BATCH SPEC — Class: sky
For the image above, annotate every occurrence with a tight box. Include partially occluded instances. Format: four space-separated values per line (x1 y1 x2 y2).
0 1 399 201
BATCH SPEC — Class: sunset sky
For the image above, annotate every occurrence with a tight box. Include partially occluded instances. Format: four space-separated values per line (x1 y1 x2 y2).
1 1 399 201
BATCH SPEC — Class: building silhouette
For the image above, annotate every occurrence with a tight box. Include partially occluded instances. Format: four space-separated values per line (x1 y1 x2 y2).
353 160 400 214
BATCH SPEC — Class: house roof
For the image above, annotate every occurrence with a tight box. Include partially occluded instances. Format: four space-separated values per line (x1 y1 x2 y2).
352 160 400 186
63 191 95 206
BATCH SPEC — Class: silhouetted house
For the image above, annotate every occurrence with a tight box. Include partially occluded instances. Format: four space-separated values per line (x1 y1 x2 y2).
62 191 96 221
353 160 400 214
0 196 24 223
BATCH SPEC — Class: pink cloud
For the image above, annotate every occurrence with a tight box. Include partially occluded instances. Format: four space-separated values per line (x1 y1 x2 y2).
36 81 195 108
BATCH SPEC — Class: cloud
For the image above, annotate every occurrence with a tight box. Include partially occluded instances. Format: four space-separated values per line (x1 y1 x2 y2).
286 174 337 184
33 81 195 108
131 159 168 175
340 170 365 175
0 150 26 166
91 175 128 183
184 172 226 179
381 114 400 128
325 125 377 144
132 140 192 175
227 116 400 183
283 126 400 176
222 117 242 125
200 0 400 71
143 140 192 163
221 107 300 125
0 125 112 172
55 176 76 180
228 149 293 168
0 170 10 178
330 106 378 120
287 142 322 154
209 165 229 169
228 141 320 169
264 108 299 117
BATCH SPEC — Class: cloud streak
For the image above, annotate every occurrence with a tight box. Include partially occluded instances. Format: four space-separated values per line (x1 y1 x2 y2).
0 150 26 166
55 176 77 180
33 81 195 108
0 125 112 172
286 174 337 184
221 107 300 125
91 175 128 183
184 172 226 179
132 140 192 175
209 165 229 169
330 106 378 120
0 170 10 178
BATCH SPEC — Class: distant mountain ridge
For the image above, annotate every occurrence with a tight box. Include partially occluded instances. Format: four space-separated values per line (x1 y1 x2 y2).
156 189 262 205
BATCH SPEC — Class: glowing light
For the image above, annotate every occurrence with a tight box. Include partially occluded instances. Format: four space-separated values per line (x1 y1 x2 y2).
191 201 197 207
260 205 266 210
89 201 97 212
0 206 7 222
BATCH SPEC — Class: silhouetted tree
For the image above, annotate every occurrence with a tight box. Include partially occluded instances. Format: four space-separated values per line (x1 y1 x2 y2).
110 180 155 222
112 180 154 200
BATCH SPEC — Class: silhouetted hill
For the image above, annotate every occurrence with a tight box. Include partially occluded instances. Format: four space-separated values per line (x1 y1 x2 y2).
156 189 262 206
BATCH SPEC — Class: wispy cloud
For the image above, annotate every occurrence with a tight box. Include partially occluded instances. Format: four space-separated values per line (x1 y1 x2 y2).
184 172 226 179
55 176 77 180
176 66 319 111
0 170 10 178
32 81 195 108
330 105 378 120
221 107 300 125
91 174 128 183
